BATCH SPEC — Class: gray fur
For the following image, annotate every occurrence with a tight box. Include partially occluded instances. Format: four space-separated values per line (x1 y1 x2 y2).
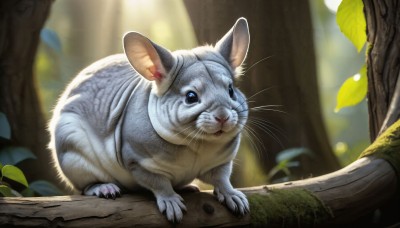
49 17 250 222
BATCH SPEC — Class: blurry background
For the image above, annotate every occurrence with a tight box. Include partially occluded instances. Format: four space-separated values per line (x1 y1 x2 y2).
311 0 368 166
35 0 369 188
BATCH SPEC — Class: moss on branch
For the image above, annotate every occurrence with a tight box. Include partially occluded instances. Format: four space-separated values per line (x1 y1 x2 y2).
360 119 400 186
248 189 333 227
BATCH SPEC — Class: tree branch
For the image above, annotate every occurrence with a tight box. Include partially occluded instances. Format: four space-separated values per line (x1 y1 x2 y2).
2 120 400 226
0 156 396 227
3 119 400 226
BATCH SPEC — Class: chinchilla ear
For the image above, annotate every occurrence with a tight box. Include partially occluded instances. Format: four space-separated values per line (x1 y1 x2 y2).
123 32 175 95
215 17 250 69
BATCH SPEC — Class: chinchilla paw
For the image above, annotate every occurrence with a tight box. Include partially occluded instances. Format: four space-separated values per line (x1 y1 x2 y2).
156 193 187 223
83 183 121 200
213 187 249 216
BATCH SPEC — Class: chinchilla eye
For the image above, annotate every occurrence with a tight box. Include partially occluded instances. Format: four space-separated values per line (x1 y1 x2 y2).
185 91 199 104
228 85 234 98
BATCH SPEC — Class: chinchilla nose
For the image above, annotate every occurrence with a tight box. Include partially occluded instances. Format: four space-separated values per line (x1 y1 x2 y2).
213 108 230 125
214 115 230 124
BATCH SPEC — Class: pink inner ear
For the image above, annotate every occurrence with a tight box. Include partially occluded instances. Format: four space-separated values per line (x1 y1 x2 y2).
153 71 162 80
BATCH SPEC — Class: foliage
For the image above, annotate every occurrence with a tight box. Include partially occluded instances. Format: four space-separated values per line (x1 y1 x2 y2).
40 28 62 53
0 113 11 140
335 0 368 112
336 0 366 52
0 147 37 166
0 153 62 197
0 112 63 197
335 65 367 112
268 147 313 183
1 165 29 188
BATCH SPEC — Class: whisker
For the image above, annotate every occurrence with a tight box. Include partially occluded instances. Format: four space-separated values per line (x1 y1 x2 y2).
251 105 284 109
173 125 195 138
187 128 202 146
250 107 288 115
199 130 205 149
246 119 285 148
248 119 284 140
239 122 266 151
234 87 276 111
250 117 288 140
237 104 286 115
245 87 277 102
182 127 199 144
240 124 266 160
243 56 273 75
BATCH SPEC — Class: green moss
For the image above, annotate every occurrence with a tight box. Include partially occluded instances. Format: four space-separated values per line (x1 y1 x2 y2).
359 120 400 184
246 121 400 226
248 188 333 227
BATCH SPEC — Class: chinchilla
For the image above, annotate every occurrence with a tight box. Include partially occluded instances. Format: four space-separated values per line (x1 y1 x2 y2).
49 17 250 222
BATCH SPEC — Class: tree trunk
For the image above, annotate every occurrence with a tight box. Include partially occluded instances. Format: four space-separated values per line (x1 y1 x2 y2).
363 0 400 140
363 1 400 223
0 0 56 183
183 0 340 178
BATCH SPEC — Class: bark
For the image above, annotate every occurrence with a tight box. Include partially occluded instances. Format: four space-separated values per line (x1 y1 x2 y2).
0 157 395 227
183 0 340 178
361 1 400 224
379 72 400 136
363 0 400 140
0 0 57 182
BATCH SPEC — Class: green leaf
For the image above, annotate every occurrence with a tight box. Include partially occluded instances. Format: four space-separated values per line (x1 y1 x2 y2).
0 185 14 197
335 65 368 112
10 189 22 197
336 0 367 52
0 112 11 140
275 147 312 163
2 165 29 187
285 161 300 168
268 160 292 180
29 180 63 196
0 147 37 166
21 188 35 197
40 28 62 53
